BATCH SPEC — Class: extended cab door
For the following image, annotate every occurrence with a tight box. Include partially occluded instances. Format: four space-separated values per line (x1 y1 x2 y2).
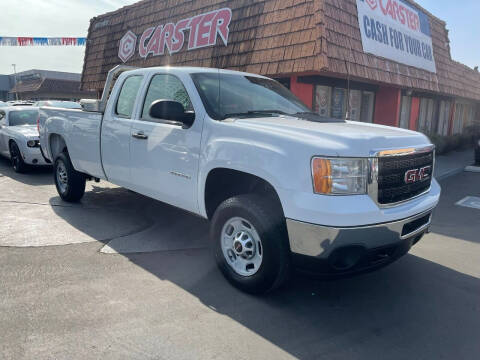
129 73 202 214
101 74 144 188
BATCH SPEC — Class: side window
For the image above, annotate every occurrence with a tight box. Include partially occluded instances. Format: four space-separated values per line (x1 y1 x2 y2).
142 74 193 121
115 75 143 118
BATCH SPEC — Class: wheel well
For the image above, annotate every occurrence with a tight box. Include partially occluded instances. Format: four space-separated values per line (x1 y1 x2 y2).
204 168 284 219
49 134 67 160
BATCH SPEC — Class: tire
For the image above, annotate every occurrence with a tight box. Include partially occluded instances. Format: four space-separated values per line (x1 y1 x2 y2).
54 152 86 202
9 141 28 173
211 194 291 294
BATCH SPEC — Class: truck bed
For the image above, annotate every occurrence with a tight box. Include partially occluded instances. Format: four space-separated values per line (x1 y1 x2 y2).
38 107 105 179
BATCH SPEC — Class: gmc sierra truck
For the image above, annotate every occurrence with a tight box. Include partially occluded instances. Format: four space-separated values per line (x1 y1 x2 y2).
38 66 440 294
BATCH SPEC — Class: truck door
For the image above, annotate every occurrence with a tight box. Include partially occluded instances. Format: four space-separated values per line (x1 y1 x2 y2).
129 73 202 214
101 75 143 188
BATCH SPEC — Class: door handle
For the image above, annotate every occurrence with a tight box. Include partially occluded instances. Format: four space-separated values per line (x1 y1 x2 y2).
132 132 148 140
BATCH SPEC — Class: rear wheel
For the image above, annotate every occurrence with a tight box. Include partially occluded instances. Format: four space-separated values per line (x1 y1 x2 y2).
211 194 290 294
9 141 28 173
54 152 86 202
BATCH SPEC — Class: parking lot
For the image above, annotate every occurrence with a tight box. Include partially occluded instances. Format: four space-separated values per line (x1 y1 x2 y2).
0 157 479 360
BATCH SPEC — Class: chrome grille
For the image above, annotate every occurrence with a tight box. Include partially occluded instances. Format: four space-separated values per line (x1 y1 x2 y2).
377 151 434 205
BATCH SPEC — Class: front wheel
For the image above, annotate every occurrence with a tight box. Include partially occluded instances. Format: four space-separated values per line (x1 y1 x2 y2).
211 194 291 294
54 152 86 202
9 141 28 173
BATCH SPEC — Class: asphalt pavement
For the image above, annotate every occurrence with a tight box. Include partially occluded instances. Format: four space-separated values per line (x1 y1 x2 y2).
0 157 479 360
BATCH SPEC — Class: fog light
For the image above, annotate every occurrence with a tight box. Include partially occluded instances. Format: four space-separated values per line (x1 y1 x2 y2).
27 140 39 148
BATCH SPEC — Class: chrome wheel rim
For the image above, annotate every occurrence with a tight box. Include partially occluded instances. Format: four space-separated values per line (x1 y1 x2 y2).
221 217 263 277
56 161 68 193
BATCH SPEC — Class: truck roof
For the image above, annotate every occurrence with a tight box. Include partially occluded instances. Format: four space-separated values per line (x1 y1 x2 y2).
124 66 269 79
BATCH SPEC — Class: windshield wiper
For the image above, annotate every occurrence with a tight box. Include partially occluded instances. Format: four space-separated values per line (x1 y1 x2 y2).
294 111 317 116
293 111 346 123
222 110 287 119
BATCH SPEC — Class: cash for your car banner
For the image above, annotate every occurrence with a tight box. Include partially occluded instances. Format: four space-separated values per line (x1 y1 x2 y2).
356 0 436 73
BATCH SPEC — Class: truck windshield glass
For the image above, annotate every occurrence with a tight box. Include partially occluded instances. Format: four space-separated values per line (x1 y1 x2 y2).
142 74 193 121
9 110 38 126
191 73 311 120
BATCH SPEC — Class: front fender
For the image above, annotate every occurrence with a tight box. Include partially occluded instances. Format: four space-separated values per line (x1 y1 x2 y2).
5 132 26 152
198 137 290 218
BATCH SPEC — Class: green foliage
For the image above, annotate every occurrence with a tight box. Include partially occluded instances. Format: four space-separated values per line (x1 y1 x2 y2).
426 125 480 155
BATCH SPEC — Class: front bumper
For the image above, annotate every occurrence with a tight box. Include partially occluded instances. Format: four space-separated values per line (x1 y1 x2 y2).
287 209 433 275
20 147 49 166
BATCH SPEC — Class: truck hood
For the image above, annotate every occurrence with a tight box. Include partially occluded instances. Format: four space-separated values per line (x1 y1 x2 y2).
232 116 431 157
8 125 39 138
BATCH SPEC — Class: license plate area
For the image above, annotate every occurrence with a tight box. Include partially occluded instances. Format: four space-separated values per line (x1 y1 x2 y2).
401 214 431 238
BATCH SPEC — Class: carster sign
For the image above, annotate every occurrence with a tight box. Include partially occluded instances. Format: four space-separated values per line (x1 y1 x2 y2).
118 8 232 63
356 0 436 73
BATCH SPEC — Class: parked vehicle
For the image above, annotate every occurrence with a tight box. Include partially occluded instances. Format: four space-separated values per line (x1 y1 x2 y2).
0 101 7 108
0 107 48 172
38 66 441 294
10 101 34 106
33 100 82 110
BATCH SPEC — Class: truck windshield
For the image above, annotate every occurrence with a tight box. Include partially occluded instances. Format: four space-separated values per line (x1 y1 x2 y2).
9 110 38 126
191 73 311 120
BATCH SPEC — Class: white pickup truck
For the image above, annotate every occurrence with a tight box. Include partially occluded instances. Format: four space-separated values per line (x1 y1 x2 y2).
39 66 440 294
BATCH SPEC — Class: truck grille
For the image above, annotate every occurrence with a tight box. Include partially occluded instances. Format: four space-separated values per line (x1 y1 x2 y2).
377 151 434 205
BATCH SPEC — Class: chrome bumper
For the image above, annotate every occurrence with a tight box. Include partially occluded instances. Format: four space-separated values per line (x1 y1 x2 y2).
287 209 433 258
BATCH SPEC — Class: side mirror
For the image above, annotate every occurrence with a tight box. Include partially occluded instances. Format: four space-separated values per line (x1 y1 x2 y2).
149 100 195 128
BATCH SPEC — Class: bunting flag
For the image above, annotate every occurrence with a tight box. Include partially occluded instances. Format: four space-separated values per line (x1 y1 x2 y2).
0 37 87 46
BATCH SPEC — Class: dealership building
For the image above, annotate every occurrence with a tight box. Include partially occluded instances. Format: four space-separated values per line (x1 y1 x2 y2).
0 69 95 102
81 0 480 135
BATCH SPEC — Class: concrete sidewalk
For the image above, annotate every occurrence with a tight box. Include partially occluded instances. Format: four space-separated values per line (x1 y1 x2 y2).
434 147 475 180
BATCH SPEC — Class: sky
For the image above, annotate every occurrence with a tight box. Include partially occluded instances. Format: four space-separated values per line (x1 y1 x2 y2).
0 0 478 75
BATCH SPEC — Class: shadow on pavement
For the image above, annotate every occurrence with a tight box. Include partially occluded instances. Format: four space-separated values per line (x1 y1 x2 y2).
430 172 480 244
48 184 480 359
0 156 52 186
125 249 480 359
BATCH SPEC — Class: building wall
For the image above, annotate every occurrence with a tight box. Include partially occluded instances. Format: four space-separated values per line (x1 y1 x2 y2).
323 0 480 101
81 0 479 135
409 97 420 131
290 76 313 109
373 87 401 127
82 0 323 91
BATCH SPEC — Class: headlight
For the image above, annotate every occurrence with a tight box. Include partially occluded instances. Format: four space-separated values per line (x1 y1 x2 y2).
27 140 39 148
312 157 368 195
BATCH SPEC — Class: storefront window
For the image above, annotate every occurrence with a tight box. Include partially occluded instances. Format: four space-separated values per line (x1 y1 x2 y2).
399 95 412 129
314 85 331 117
348 89 362 121
417 98 437 134
360 91 374 123
453 104 463 134
437 100 451 135
314 85 375 122
453 102 476 134
331 88 347 119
